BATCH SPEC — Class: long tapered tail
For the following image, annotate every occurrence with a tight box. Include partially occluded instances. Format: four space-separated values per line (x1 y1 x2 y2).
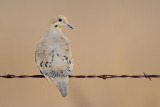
52 76 69 97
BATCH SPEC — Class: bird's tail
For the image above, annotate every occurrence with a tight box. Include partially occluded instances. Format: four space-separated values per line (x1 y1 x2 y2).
52 76 69 97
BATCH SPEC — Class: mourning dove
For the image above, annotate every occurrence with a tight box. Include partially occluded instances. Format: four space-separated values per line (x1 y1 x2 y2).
35 15 73 97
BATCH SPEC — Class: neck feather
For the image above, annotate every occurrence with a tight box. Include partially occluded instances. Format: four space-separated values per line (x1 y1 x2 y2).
48 24 62 34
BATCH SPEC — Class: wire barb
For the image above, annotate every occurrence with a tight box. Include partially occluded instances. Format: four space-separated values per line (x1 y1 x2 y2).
0 73 160 80
143 72 152 81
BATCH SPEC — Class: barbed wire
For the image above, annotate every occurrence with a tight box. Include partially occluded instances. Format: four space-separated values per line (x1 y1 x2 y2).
0 73 160 80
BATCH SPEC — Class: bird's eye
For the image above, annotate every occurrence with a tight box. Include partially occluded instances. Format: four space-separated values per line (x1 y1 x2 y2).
58 18 62 22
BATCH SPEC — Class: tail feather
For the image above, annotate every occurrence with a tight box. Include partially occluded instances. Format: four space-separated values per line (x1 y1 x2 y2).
52 76 69 97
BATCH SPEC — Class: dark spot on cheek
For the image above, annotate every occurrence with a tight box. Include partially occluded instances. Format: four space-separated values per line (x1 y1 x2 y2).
69 60 71 64
55 25 58 27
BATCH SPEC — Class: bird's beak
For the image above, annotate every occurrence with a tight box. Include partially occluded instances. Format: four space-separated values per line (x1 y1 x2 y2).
66 23 73 29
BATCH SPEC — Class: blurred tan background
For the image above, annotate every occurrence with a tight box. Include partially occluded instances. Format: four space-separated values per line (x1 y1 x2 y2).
0 0 160 107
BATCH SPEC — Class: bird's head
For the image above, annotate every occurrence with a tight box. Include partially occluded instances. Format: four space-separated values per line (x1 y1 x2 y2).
49 15 73 32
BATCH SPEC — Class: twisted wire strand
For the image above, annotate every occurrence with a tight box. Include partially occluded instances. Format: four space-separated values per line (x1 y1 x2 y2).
0 73 159 80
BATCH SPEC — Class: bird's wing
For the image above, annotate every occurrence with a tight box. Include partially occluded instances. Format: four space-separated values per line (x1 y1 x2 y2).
35 43 49 75
35 41 73 78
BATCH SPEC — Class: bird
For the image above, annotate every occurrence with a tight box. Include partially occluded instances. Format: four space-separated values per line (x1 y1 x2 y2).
35 15 73 97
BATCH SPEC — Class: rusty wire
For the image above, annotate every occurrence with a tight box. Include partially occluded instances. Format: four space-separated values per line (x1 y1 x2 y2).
0 73 160 80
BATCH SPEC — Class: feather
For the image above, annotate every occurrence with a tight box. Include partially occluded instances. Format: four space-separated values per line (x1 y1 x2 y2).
52 76 69 97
